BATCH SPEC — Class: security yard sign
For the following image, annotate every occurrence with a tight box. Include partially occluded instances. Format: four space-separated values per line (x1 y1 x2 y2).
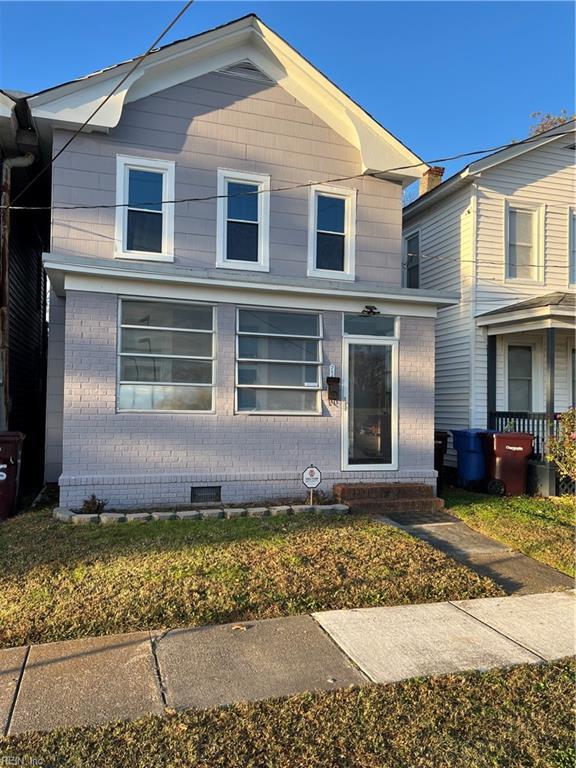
302 465 322 489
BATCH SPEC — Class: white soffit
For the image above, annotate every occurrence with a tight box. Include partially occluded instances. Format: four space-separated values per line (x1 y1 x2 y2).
27 16 424 181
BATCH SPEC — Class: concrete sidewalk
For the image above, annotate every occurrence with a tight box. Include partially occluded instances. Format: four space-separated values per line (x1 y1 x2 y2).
377 508 574 595
1 591 574 737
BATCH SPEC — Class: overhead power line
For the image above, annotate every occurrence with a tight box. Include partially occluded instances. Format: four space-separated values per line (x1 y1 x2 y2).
10 0 194 207
5 130 572 213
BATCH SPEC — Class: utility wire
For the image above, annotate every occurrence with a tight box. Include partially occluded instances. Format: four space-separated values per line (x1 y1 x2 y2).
6 130 572 212
10 0 194 207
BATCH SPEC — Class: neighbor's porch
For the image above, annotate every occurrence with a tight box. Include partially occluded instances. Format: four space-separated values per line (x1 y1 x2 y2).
477 293 575 462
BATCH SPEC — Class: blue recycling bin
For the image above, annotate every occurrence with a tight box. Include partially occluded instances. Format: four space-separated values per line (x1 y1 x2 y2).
451 429 493 489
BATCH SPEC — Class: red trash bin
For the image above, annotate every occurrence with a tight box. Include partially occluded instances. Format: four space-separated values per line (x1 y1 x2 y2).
0 432 25 520
482 432 534 496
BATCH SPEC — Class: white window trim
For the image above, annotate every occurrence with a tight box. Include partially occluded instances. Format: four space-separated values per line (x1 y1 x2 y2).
503 199 545 285
307 184 356 281
216 169 270 272
569 341 576 407
503 339 543 412
234 306 323 416
341 334 399 471
114 155 175 262
116 297 216 414
402 228 420 289
568 206 576 286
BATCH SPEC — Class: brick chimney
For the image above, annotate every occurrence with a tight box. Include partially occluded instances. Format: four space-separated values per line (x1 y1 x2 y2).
419 166 445 196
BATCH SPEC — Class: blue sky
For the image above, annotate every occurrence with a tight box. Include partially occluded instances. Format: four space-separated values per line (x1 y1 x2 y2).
0 1 573 176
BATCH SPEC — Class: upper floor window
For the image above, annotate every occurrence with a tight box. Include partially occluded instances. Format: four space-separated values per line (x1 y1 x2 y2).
216 169 270 271
505 203 543 282
118 299 214 412
404 232 420 288
307 184 356 280
569 208 576 285
115 156 175 262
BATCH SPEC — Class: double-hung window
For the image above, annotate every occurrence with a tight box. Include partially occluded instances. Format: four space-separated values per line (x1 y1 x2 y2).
507 345 532 411
118 299 214 412
236 308 323 414
308 184 356 279
216 169 270 270
506 203 542 281
115 156 175 261
404 232 420 288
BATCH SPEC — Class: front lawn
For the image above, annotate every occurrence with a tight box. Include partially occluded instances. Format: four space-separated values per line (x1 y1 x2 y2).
2 659 573 768
444 490 575 577
0 505 501 648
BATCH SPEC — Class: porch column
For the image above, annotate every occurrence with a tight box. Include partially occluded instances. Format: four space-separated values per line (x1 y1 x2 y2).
545 327 555 442
487 335 496 428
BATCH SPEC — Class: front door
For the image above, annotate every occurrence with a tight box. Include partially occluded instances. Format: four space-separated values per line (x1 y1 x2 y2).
342 338 397 470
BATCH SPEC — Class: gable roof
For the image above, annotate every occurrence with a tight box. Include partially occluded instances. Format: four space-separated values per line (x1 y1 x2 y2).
24 14 425 184
404 119 576 219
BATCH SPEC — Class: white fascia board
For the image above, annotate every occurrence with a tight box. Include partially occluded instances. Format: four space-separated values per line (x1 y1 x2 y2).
485 317 575 336
468 127 576 175
476 305 576 327
43 256 458 316
27 16 423 179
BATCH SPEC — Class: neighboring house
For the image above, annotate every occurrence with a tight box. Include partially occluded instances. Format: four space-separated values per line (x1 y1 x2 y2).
403 122 576 477
0 90 49 497
23 15 456 508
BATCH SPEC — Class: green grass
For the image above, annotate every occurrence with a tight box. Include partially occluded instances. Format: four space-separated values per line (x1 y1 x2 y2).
444 489 575 577
0 504 501 648
2 659 573 768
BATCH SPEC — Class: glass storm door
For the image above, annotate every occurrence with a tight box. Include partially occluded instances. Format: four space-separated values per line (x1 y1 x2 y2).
343 339 396 469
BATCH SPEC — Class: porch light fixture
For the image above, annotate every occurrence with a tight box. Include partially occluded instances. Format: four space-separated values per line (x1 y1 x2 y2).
360 305 380 316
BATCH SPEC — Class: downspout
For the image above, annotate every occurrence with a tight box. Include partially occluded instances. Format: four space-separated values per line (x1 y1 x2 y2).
0 152 35 431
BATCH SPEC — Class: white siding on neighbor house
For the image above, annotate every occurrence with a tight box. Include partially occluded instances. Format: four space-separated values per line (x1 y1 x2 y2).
50 70 403 285
470 139 576 427
406 185 474 463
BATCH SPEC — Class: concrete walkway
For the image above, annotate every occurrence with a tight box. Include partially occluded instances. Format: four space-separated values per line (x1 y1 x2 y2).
1 591 574 737
377 508 574 595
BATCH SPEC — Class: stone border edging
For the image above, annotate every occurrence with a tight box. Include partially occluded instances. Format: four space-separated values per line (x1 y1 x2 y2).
52 504 351 525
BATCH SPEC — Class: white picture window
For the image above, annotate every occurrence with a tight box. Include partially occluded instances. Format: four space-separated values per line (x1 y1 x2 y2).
507 345 532 411
505 203 542 281
236 308 323 414
115 156 175 262
404 232 420 288
216 169 270 271
308 184 356 279
118 299 214 412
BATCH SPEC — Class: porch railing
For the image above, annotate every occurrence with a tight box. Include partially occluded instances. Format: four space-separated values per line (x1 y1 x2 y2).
488 411 560 461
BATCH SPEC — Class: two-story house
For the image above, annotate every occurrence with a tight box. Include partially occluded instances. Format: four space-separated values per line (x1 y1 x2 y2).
25 15 456 508
403 122 576 490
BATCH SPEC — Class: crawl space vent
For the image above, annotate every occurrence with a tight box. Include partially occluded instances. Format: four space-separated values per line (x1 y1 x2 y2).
190 486 222 504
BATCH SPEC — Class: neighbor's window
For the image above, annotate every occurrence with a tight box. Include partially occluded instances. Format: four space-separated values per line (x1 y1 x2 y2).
115 156 175 261
308 185 356 279
236 308 322 413
405 232 420 288
216 169 270 270
508 345 532 411
506 205 541 281
118 300 214 411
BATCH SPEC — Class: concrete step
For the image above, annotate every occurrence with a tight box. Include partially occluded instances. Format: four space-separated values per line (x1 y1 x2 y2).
350 497 445 516
334 482 435 502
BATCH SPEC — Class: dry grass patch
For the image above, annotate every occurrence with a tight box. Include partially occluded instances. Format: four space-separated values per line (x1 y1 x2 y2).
2 659 573 768
444 490 575 577
0 506 501 648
